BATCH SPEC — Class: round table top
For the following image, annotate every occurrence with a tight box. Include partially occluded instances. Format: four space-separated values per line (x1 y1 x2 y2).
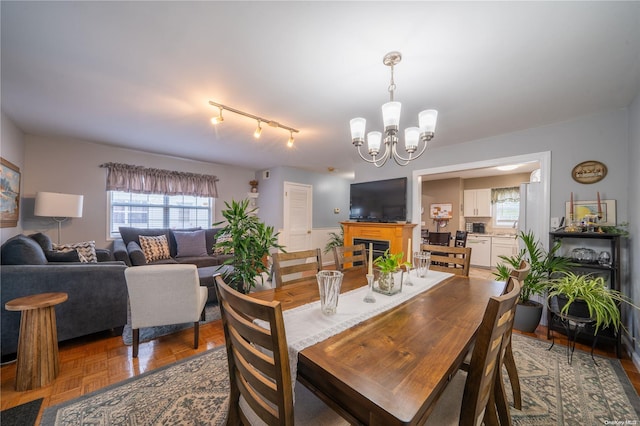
5 292 68 311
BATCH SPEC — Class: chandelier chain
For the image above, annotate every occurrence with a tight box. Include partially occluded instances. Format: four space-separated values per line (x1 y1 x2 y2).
388 64 396 102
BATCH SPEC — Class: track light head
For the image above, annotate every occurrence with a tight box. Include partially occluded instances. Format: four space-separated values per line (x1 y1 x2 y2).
211 107 224 125
287 131 294 148
254 121 262 139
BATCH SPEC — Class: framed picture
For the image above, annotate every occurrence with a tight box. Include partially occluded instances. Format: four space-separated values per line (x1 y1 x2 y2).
430 203 453 219
565 199 616 226
1 157 21 228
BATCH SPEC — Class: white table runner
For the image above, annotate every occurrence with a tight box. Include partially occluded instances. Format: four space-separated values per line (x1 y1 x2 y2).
259 270 454 389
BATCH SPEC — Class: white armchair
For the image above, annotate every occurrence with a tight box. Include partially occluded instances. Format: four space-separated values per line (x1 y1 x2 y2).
124 264 207 357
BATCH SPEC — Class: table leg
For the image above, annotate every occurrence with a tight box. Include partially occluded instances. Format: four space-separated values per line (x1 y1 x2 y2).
15 306 60 391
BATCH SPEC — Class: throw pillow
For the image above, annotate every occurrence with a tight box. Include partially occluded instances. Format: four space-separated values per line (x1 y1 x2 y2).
214 232 234 255
138 235 172 263
53 241 98 263
173 230 208 258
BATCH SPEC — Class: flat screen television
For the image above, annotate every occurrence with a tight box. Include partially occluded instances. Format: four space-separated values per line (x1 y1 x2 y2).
349 177 407 222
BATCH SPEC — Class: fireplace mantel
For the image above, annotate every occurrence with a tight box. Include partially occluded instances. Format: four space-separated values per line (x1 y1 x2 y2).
341 222 416 263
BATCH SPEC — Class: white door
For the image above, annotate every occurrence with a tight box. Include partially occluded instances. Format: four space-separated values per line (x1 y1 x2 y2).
283 182 312 251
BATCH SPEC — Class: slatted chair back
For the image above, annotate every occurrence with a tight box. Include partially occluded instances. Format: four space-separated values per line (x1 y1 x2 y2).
454 230 468 248
510 259 531 283
333 244 367 272
215 276 294 425
272 249 323 288
460 278 521 425
420 244 472 277
427 232 451 246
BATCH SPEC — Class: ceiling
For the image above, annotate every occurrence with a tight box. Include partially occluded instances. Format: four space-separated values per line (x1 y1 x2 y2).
2 2 639 176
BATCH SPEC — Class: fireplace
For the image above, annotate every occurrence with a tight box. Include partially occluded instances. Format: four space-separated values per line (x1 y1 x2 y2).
353 238 390 260
341 222 416 263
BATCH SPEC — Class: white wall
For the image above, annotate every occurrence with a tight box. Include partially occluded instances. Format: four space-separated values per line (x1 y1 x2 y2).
21 135 257 249
628 93 640 364
0 112 25 243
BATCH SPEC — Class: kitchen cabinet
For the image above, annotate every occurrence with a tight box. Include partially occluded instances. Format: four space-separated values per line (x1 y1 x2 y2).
547 231 623 357
467 235 491 267
490 236 518 268
463 189 492 217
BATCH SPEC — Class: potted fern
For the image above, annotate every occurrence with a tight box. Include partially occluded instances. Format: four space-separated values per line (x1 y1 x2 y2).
547 272 639 335
214 199 284 294
494 230 573 332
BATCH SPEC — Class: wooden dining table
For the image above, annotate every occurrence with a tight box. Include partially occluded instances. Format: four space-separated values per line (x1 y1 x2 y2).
250 268 504 425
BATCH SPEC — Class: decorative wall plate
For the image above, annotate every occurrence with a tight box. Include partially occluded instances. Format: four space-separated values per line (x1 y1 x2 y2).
571 161 607 184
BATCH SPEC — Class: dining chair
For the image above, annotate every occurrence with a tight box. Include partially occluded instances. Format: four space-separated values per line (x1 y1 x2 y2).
425 277 521 425
272 249 323 288
427 231 451 246
124 264 207 358
420 243 472 276
502 260 531 411
214 276 349 426
454 230 468 248
332 244 367 272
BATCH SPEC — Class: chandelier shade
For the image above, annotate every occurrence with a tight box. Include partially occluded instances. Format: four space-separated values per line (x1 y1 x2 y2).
350 51 438 167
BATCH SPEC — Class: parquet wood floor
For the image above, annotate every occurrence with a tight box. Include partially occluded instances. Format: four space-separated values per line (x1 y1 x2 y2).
2 267 639 424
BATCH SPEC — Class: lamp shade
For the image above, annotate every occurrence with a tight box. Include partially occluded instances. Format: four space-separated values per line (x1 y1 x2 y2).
350 118 366 141
418 109 438 134
34 192 84 218
381 101 401 129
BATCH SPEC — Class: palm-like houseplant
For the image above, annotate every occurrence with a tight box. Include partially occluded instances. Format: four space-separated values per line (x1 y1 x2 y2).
323 224 344 254
547 272 639 335
214 199 285 293
494 230 573 331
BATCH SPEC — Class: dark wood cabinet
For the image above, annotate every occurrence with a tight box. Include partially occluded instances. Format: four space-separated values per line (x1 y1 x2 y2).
547 231 623 357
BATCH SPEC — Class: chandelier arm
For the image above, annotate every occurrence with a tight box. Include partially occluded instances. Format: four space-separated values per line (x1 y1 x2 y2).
392 139 429 164
357 145 388 167
390 142 413 166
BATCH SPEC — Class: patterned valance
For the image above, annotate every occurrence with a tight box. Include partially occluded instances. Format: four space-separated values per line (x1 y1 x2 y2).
99 163 218 198
491 187 520 204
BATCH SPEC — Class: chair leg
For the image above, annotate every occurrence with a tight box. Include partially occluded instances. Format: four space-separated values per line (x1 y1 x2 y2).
194 321 200 349
494 367 512 425
132 328 139 358
504 340 522 409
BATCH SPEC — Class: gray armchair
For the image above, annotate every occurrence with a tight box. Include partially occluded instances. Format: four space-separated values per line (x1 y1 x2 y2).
124 264 208 357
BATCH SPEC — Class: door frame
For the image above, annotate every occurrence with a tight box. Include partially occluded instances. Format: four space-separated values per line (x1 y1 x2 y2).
411 151 551 251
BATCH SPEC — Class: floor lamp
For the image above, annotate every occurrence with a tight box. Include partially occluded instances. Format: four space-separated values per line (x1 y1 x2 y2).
34 192 84 244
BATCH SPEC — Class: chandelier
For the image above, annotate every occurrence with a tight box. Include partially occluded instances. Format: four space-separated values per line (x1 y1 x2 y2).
350 51 438 167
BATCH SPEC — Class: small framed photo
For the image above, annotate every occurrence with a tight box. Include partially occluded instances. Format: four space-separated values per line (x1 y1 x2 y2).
430 203 453 219
565 199 616 226
1 157 21 228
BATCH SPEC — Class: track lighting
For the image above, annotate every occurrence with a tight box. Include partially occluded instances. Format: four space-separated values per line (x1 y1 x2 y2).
211 107 224 125
287 131 294 148
209 101 299 147
254 121 262 139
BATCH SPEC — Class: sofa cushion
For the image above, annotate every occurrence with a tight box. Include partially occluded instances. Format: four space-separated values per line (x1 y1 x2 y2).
204 228 224 255
45 250 81 262
119 227 200 258
28 232 53 251
0 235 48 265
127 241 148 266
53 241 98 263
174 230 208 258
139 235 171 263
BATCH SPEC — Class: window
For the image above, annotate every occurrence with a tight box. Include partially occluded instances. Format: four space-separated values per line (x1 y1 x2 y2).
491 187 520 227
108 191 213 238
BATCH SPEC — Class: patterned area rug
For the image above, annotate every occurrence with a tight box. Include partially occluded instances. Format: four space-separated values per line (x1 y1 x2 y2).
121 303 221 345
41 335 640 425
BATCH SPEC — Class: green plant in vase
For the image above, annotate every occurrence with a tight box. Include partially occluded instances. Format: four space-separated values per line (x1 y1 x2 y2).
213 199 285 294
373 249 410 293
547 271 639 334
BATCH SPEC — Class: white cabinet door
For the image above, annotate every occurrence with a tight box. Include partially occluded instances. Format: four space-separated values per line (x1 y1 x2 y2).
467 236 492 267
491 237 518 268
463 189 492 217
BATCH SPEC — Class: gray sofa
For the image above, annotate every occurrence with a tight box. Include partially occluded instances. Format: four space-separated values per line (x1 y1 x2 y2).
112 227 233 303
1 234 128 359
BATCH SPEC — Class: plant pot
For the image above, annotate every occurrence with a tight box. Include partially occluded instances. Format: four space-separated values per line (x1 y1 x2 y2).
554 295 591 319
513 300 543 333
373 268 403 296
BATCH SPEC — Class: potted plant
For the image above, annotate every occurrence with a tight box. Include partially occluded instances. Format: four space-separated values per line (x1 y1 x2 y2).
214 199 285 293
373 249 409 294
323 224 344 254
494 230 573 332
547 271 639 335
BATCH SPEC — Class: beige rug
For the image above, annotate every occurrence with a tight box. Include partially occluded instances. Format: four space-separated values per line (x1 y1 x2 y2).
41 334 640 425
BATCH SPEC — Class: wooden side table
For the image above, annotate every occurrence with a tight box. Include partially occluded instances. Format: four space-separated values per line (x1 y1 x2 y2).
5 292 68 391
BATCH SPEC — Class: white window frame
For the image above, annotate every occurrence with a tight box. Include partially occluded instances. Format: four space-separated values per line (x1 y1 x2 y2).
107 191 214 239
493 199 520 228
